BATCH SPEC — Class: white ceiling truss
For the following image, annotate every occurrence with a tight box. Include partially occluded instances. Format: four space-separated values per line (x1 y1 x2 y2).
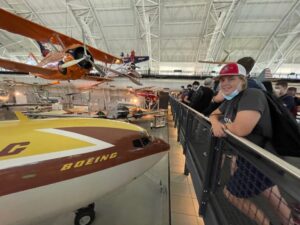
254 0 300 72
135 0 160 70
1 0 300 74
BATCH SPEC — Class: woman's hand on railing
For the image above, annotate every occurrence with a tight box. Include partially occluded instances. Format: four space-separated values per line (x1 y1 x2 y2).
211 120 226 137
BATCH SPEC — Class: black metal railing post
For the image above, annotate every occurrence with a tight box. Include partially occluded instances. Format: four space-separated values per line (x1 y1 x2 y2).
199 136 222 216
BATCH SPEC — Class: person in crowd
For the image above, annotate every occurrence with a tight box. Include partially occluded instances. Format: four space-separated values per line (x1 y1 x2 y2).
184 81 199 105
177 86 185 99
209 63 294 225
275 80 296 114
237 57 266 90
287 87 300 118
287 87 300 105
181 84 193 105
189 78 214 113
203 57 265 116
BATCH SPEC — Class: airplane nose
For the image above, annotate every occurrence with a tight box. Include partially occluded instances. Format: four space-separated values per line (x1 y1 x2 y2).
152 137 170 152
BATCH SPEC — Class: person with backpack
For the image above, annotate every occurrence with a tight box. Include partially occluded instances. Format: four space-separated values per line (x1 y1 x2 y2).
209 63 296 225
287 87 300 118
185 81 200 106
203 57 266 116
275 80 296 115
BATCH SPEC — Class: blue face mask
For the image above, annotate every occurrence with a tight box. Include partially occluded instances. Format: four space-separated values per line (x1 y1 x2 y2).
222 89 239 100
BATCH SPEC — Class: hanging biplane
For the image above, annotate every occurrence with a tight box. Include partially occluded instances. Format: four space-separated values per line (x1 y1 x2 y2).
0 9 141 85
121 50 149 65
128 86 158 102
0 110 169 225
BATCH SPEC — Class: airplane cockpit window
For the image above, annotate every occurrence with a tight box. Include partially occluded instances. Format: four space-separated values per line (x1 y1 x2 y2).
133 139 143 148
141 137 151 146
132 135 153 148
0 108 18 121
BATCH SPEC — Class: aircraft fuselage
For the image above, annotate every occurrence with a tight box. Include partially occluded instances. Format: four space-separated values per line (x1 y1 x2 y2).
34 44 92 80
0 118 169 225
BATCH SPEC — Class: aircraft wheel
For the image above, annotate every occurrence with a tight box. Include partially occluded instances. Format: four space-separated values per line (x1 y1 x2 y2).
74 208 95 225
87 203 95 210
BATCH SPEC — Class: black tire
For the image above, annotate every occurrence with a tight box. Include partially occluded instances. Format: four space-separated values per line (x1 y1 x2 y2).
74 209 95 225
87 203 95 210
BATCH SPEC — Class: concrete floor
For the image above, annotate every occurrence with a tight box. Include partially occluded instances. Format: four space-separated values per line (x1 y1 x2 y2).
168 113 205 225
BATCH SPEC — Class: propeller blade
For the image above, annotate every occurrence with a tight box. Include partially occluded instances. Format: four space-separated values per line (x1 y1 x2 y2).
126 73 142 86
60 57 85 68
87 59 106 77
128 76 142 86
128 69 142 78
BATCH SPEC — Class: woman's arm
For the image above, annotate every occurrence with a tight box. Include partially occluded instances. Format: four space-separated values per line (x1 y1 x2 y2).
225 110 261 137
209 108 226 137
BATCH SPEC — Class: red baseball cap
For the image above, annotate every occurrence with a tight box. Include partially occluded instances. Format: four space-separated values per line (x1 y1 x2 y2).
216 63 247 79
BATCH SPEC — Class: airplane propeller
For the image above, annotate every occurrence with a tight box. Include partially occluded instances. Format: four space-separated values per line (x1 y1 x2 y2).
60 29 107 76
60 57 86 68
92 62 106 76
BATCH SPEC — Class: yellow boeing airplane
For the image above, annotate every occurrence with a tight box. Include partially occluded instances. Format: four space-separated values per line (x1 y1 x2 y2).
0 111 169 225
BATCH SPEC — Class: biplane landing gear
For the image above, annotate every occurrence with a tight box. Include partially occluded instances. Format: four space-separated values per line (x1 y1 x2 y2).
74 203 95 225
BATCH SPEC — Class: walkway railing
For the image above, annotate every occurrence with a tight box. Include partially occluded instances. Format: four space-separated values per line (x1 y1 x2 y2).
170 96 300 225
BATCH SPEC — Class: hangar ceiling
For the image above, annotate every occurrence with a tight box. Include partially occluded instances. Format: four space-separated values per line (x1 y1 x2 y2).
1 0 300 74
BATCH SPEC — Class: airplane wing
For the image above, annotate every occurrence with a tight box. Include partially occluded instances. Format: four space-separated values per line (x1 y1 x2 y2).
123 56 149 64
125 75 142 86
0 9 122 64
83 76 113 82
78 81 108 91
106 67 142 86
0 58 56 75
2 80 60 87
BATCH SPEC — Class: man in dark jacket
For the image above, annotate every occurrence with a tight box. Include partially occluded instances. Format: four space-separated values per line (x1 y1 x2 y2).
275 80 296 115
190 78 214 113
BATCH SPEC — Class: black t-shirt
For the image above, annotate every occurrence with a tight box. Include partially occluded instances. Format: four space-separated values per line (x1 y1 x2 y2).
190 86 214 113
280 94 295 111
219 88 272 145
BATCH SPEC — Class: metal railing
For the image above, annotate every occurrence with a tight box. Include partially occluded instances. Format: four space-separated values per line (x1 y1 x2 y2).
170 96 300 225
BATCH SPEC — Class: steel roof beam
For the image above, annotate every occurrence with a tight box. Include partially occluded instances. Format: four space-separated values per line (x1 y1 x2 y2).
164 21 202 25
205 0 240 62
194 0 214 64
267 21 300 72
66 4 97 48
164 2 206 8
135 0 160 69
255 0 300 62
3 0 40 54
237 19 281 23
86 0 109 52
246 0 294 4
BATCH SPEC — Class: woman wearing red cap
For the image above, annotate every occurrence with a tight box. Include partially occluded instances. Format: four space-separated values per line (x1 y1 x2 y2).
209 63 295 225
